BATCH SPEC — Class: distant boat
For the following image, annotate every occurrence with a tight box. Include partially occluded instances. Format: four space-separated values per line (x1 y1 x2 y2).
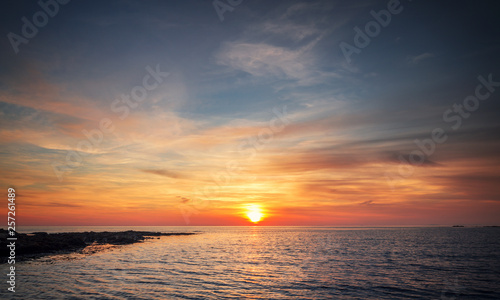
452 225 464 227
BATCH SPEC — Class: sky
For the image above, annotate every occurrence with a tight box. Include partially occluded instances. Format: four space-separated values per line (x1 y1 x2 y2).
0 0 499 226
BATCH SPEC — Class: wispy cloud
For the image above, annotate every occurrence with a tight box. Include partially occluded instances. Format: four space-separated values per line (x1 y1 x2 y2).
140 169 186 179
216 42 311 80
407 52 435 64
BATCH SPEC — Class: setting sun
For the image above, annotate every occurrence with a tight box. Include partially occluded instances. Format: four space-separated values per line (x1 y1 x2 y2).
247 211 263 223
245 205 264 223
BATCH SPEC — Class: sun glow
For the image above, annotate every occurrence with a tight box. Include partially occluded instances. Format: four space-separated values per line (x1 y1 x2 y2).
245 205 264 223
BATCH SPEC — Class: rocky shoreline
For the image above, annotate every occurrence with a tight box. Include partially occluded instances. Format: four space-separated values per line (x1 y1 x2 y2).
0 229 195 263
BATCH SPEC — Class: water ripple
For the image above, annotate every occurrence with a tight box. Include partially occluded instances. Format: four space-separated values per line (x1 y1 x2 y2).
1 227 499 299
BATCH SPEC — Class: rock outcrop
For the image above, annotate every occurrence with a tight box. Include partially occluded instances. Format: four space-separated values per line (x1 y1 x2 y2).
0 229 194 262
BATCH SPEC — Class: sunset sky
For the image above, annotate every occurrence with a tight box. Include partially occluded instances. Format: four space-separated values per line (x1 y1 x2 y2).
1 0 499 226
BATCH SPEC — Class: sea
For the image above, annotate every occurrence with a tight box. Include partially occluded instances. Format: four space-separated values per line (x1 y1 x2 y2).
1 226 499 299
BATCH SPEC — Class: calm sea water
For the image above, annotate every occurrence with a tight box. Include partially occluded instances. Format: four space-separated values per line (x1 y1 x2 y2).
1 226 499 299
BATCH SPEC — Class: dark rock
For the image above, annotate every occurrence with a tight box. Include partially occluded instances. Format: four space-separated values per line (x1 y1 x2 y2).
0 230 195 263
